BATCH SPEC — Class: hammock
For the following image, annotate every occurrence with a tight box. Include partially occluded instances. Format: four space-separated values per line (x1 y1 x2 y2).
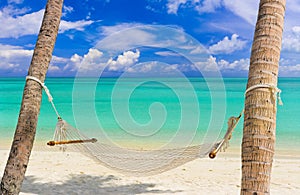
44 116 241 176
26 76 242 176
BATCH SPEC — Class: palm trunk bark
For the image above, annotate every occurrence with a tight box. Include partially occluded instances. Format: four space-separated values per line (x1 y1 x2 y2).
0 0 63 194
241 0 286 194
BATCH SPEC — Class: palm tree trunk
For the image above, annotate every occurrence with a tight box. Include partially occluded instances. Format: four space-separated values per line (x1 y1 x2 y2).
241 0 286 194
0 0 63 194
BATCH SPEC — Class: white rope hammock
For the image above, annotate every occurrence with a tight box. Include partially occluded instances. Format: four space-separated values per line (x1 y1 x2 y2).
25 76 282 176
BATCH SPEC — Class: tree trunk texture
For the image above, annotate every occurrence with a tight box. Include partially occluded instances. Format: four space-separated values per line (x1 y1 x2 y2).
0 0 63 194
241 0 286 194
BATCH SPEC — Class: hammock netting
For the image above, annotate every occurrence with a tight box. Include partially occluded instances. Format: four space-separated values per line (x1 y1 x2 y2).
46 116 241 176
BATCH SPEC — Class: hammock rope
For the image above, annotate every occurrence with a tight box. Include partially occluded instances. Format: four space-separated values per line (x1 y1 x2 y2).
26 76 61 119
25 76 282 176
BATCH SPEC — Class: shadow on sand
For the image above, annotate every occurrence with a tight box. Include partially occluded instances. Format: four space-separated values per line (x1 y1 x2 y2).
19 174 180 194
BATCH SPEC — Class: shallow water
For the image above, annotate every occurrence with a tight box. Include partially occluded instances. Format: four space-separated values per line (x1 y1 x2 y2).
0 77 299 151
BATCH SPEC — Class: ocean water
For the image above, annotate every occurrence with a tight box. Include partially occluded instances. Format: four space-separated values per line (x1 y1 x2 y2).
0 77 299 150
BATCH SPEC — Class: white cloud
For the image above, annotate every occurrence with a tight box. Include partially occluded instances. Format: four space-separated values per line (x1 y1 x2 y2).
215 57 300 77
194 55 219 72
195 0 222 13
59 20 94 33
1 5 29 16
292 26 300 33
166 0 222 15
0 6 94 38
126 61 180 76
280 64 300 72
190 46 207 54
209 34 247 54
192 56 250 74
155 51 181 56
0 43 70 74
0 44 33 58
62 49 140 75
70 53 83 64
49 56 69 73
100 23 145 36
0 44 33 72
48 65 61 72
107 50 140 71
282 37 300 52
214 57 300 77
51 56 69 64
222 0 259 25
279 58 300 76
86 12 91 20
166 0 188 14
63 54 83 71
279 64 300 77
96 25 156 51
282 26 300 52
73 49 104 72
218 58 249 71
0 9 44 38
165 0 259 25
61 48 146 76
62 5 74 17
97 24 198 56
8 0 24 4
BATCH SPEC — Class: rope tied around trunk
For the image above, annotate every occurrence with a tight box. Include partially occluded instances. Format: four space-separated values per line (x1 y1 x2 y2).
26 76 61 119
245 84 283 106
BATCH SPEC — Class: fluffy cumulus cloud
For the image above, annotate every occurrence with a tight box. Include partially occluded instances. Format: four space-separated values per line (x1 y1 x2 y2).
0 6 94 38
107 50 140 71
48 56 69 72
0 44 33 74
0 43 69 75
61 49 141 75
48 65 61 72
190 56 250 75
215 57 300 77
64 48 104 72
194 55 219 72
208 34 247 54
0 43 72 75
218 58 249 71
0 44 32 59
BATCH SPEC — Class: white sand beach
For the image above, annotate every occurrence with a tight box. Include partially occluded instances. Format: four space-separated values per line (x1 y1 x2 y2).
1 147 299 195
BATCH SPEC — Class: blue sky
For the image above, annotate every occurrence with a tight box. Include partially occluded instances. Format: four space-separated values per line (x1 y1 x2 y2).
0 0 300 77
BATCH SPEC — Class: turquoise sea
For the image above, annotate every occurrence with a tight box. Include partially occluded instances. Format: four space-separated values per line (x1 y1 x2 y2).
0 77 299 151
